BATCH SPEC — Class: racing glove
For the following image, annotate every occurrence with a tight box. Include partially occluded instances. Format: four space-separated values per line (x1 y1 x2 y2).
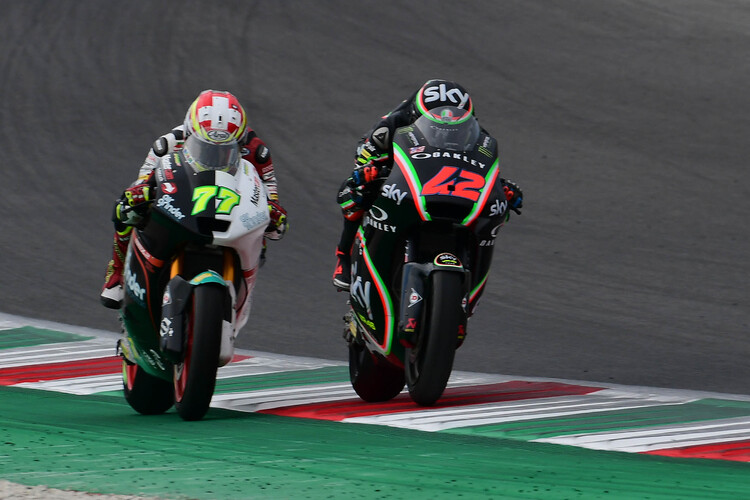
502 179 523 214
114 174 155 226
264 200 288 240
349 163 384 187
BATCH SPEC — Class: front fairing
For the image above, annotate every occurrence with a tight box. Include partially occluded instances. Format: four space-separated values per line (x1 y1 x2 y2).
391 126 503 227
120 153 268 378
150 153 269 247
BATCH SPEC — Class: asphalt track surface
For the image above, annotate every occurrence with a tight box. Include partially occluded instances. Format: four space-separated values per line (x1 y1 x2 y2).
1 1 749 398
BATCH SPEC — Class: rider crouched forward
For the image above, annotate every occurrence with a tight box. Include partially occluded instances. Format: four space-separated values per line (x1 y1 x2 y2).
101 90 287 309
333 79 523 291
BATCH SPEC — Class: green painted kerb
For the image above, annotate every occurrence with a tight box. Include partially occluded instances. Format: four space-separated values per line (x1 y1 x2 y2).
0 327 92 350
2 386 750 500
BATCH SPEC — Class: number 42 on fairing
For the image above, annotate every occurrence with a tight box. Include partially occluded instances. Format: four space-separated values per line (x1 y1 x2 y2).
421 166 485 202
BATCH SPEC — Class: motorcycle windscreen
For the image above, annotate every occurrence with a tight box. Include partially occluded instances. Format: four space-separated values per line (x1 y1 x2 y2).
182 134 241 174
412 106 480 152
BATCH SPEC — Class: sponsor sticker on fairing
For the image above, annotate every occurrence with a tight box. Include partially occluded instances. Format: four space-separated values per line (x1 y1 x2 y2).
434 252 462 268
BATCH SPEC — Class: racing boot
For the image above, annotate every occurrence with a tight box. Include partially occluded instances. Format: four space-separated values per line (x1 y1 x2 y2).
100 227 132 309
332 217 360 291
332 247 351 291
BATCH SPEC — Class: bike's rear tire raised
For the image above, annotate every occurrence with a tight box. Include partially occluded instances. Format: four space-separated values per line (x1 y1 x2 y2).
348 336 405 402
405 271 462 406
174 285 224 421
122 359 174 415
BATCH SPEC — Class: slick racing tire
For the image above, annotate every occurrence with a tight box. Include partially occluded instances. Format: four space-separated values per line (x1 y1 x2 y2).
405 271 462 406
122 359 174 415
174 285 224 421
349 337 405 403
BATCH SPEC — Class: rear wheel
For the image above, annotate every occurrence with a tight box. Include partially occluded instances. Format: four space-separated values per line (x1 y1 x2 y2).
348 335 405 402
405 271 463 406
174 285 225 421
122 359 174 415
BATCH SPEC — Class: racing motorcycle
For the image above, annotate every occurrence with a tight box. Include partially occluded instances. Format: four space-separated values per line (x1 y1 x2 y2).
117 134 269 421
343 105 511 406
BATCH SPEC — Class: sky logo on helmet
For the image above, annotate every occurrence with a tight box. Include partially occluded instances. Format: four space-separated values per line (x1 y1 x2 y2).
422 83 471 109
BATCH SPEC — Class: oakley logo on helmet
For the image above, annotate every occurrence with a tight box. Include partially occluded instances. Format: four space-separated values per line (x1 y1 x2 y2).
422 83 471 109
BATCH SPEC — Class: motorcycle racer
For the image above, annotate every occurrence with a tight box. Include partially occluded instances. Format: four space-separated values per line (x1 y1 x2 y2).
101 89 287 309
333 79 523 290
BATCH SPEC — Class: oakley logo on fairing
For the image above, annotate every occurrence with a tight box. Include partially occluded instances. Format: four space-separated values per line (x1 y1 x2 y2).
382 183 408 205
481 224 503 245
364 216 397 233
365 202 394 232
423 84 471 109
411 151 486 169
368 206 388 221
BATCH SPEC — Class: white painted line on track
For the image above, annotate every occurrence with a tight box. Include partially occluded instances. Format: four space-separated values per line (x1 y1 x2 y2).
535 416 750 453
0 340 116 368
17 375 123 395
212 382 360 412
344 394 693 431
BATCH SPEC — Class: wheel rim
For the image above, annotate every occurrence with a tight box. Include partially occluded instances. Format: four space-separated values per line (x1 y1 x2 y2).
124 361 138 391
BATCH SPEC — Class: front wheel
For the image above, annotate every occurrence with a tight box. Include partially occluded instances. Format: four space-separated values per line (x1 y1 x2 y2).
122 359 174 415
405 271 463 406
348 335 405 402
174 285 225 421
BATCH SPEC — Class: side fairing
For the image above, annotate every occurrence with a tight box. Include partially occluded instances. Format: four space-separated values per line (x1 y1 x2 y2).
350 227 397 356
209 164 269 332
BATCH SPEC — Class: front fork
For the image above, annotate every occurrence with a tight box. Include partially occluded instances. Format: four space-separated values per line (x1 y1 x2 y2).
159 248 237 367
397 252 470 349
